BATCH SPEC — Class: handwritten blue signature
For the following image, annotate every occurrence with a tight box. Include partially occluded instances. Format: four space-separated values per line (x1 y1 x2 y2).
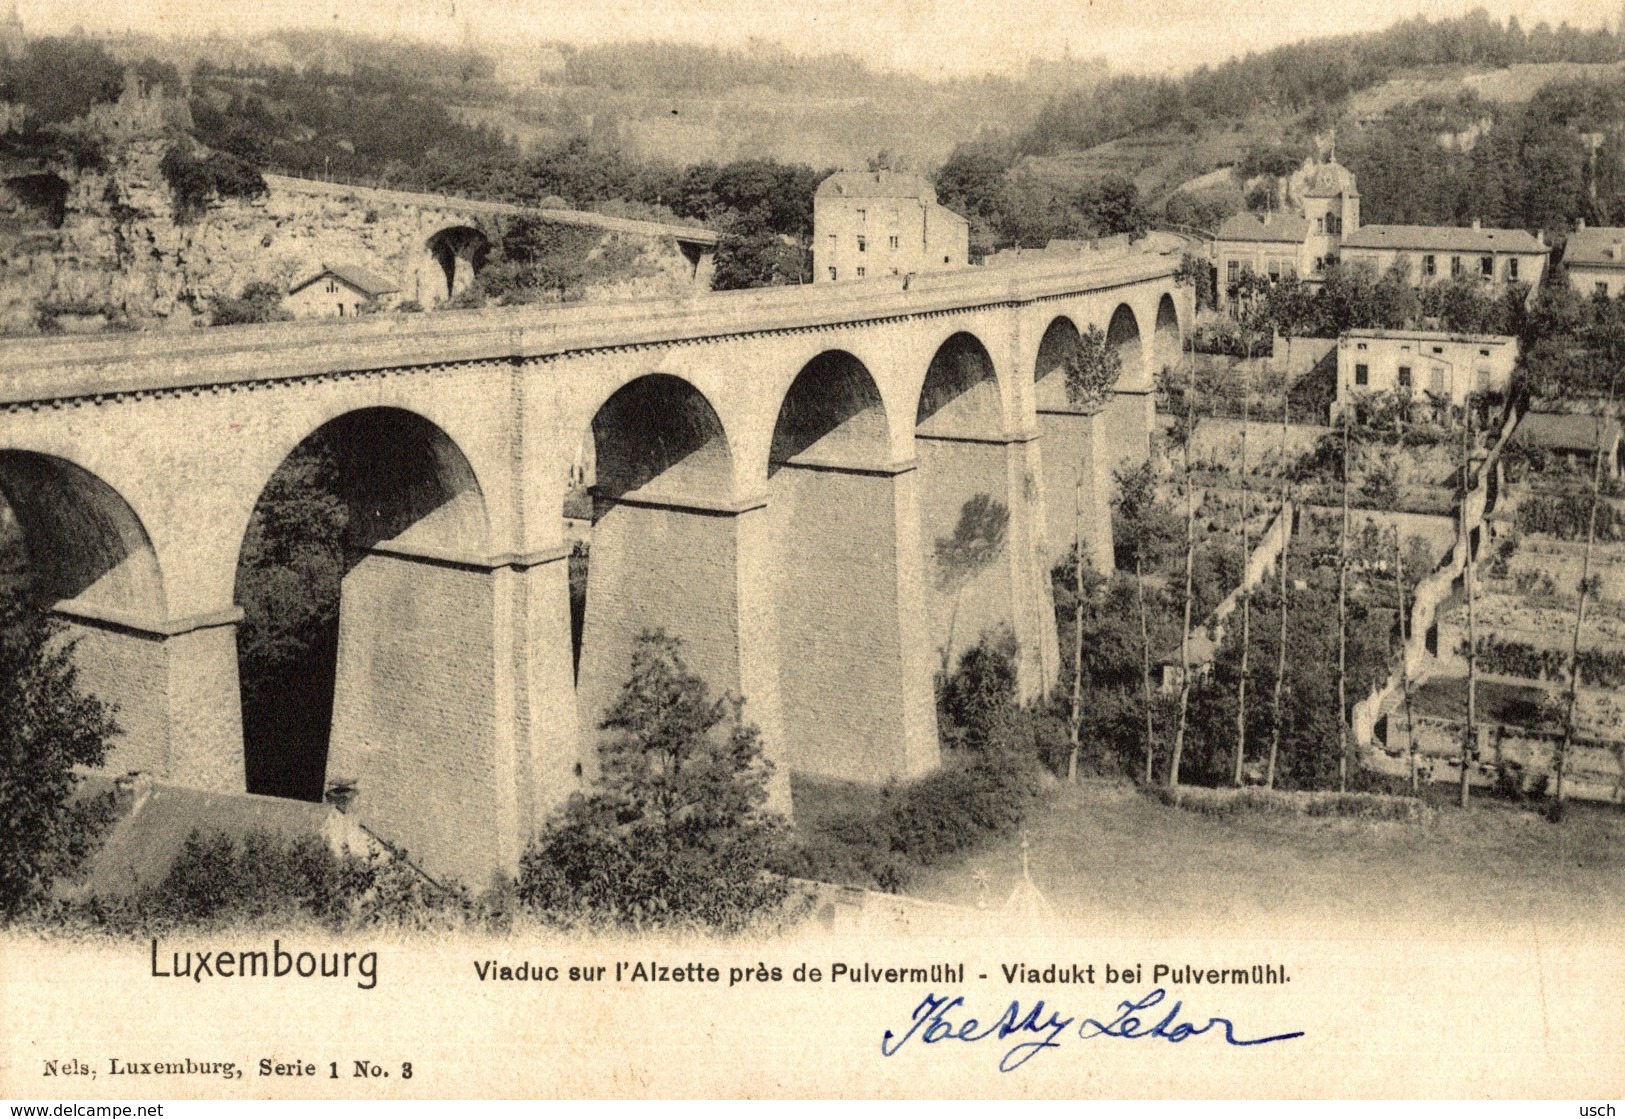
881 988 1305 1072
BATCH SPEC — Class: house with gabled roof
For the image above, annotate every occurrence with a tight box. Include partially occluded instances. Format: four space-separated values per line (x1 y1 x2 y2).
287 263 401 319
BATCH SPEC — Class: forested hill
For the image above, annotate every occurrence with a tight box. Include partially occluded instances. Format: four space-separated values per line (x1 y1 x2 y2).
1020 10 1623 157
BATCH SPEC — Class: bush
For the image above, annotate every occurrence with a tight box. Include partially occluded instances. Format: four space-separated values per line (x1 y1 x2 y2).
517 631 790 933
210 281 292 327
0 598 120 919
1152 785 1427 821
781 633 1050 892
160 144 268 223
56 828 484 934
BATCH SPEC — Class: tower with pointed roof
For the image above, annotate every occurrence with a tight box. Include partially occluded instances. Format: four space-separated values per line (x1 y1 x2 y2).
0 0 25 61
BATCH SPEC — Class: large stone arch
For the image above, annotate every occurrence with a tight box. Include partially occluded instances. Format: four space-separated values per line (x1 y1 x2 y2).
0 450 166 618
425 224 492 301
767 350 938 783
1153 291 1182 377
1030 316 1116 573
234 407 490 804
913 330 1031 681
1102 300 1154 483
1033 315 1081 411
0 451 199 781
573 372 785 805
1107 303 1144 389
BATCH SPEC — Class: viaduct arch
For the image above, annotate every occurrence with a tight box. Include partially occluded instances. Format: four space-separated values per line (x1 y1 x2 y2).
0 253 1188 883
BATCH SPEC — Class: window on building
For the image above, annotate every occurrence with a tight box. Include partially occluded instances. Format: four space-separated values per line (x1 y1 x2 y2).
856 266 866 277
336 303 345 316
1355 363 1369 386
1398 365 1412 388
326 279 337 294
1480 255 1493 278
1268 260 1281 280
1356 342 1367 351
1432 346 1443 355
1227 260 1240 284
1450 256 1462 277
1479 349 1489 357
1598 282 1611 298
1430 366 1445 393
828 267 837 281
1329 214 1341 235
1508 258 1519 281
943 256 950 263
856 208 866 223
1424 255 1437 277
1316 217 1324 233
1314 256 1325 273
857 236 867 252
889 235 900 249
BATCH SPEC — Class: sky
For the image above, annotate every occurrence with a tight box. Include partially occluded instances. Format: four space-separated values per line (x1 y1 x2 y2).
18 0 1625 79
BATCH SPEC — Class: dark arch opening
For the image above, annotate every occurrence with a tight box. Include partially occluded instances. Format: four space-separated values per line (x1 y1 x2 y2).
426 225 491 300
1033 316 1081 410
1107 303 1143 387
770 350 888 477
0 451 165 619
569 375 733 678
1154 293 1181 374
2 173 71 230
917 331 1002 437
234 408 487 801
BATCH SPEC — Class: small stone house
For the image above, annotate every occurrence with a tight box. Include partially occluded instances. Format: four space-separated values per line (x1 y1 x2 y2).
1564 222 1625 299
287 263 400 319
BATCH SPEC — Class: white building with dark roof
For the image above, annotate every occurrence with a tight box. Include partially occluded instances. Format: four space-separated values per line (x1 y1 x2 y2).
287 263 400 319
1564 223 1625 299
1215 211 1313 301
1339 220 1548 296
813 171 968 284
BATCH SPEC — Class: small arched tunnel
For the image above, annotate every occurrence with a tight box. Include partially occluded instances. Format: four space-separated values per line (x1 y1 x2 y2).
1107 303 1144 390
2 173 71 230
0 450 165 618
1153 292 1182 377
770 350 891 475
234 407 488 802
425 225 492 300
1033 316 1082 411
916 331 1004 440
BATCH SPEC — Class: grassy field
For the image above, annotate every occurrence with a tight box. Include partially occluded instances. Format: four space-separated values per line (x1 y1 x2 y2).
902 779 1625 938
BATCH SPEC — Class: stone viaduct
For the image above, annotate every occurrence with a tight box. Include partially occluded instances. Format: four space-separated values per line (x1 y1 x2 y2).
0 254 1188 885
262 175 720 304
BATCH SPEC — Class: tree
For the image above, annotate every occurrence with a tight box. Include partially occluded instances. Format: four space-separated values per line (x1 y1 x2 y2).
933 494 1010 675
1267 387 1292 790
711 209 806 291
1459 402 1478 808
518 630 788 931
1063 324 1123 410
1556 372 1619 808
1394 525 1420 795
1113 463 1168 783
1168 347 1199 789
210 281 292 327
0 596 120 917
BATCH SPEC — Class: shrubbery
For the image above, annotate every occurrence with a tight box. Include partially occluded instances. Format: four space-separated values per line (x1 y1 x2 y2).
159 144 268 223
516 631 791 932
209 281 292 327
777 631 1052 893
54 828 485 934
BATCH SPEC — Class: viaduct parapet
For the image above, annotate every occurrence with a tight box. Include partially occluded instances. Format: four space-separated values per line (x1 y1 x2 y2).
0 255 1189 884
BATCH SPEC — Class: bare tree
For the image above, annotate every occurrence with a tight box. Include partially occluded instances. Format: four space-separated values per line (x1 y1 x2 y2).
1394 525 1419 796
1234 336 1254 785
1337 406 1352 793
1267 378 1291 790
1169 343 1199 789
1557 374 1618 805
1068 478 1087 784
1459 400 1477 809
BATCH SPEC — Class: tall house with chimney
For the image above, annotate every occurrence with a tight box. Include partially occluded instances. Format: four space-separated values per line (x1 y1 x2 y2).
1564 223 1625 299
813 171 969 284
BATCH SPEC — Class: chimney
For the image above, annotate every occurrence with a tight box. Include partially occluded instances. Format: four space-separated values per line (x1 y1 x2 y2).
1471 218 1481 230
